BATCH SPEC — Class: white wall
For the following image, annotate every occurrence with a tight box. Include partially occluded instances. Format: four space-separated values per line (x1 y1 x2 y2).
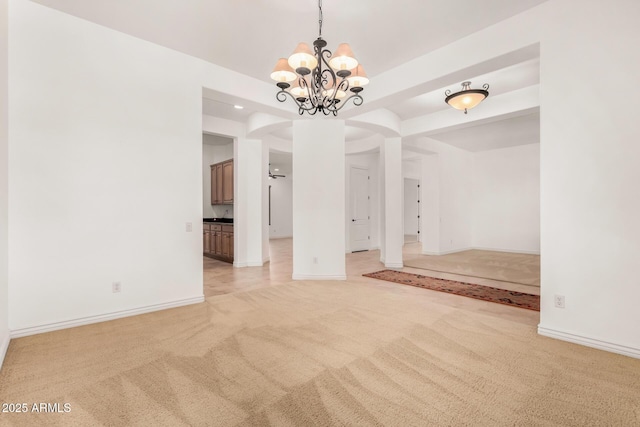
345 151 380 251
473 144 540 253
0 0 10 365
414 140 539 255
8 0 205 333
402 159 421 180
538 0 640 356
269 177 293 239
202 138 233 219
420 139 474 253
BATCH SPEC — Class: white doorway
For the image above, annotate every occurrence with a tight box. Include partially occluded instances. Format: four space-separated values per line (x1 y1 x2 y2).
404 178 420 243
349 165 370 252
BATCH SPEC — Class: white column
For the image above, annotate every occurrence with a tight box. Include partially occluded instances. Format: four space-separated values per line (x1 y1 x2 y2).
234 138 267 267
381 137 403 268
292 119 346 280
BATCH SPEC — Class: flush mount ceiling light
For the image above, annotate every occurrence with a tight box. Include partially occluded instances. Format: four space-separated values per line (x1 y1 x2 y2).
445 81 489 114
270 0 368 116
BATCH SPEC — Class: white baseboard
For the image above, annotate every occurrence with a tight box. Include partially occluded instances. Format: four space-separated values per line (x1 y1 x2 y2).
538 326 640 359
292 274 347 281
233 261 265 267
10 296 205 339
384 262 403 269
0 330 10 371
474 246 540 255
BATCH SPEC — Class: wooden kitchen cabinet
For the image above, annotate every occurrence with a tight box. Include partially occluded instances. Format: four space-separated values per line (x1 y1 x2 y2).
204 222 233 263
203 224 211 254
221 225 234 258
210 159 233 205
222 160 234 203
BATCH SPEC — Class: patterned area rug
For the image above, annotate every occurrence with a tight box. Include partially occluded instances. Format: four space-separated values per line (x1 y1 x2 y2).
364 270 540 311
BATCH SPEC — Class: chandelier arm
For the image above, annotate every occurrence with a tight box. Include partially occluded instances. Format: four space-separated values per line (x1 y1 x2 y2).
275 88 319 113
318 48 341 108
336 77 350 93
275 90 290 104
298 76 319 109
323 93 363 114
318 49 335 89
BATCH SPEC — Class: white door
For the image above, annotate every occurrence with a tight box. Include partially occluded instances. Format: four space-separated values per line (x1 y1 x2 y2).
403 178 420 242
350 166 370 252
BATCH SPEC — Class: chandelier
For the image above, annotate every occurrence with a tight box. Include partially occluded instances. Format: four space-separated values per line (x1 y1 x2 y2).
270 0 368 116
445 81 489 114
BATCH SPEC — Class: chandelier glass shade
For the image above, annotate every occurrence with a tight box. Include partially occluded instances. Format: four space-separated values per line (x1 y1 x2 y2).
270 0 367 116
445 81 490 114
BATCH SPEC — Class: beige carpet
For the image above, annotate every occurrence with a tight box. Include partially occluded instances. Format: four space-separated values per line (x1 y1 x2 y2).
404 249 541 287
1 279 638 426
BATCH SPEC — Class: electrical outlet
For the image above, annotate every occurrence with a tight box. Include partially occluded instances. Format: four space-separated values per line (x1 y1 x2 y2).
554 294 565 308
112 282 121 293
313 257 318 264
185 222 193 232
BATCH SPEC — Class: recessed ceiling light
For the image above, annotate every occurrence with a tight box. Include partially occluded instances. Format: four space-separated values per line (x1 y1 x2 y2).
234 105 244 110
274 168 279 171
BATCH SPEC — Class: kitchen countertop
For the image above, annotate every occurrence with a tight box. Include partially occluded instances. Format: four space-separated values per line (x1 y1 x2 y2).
203 218 233 223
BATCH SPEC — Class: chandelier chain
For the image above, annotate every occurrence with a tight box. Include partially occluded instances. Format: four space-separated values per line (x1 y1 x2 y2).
318 0 323 38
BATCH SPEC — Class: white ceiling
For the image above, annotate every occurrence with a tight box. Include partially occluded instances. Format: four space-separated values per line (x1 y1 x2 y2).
32 0 546 81
35 0 545 151
202 133 233 146
428 111 540 152
387 59 540 120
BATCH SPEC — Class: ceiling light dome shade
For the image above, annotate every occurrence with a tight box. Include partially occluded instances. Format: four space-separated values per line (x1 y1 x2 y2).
288 43 318 72
445 81 489 114
329 43 358 71
346 65 369 87
270 58 297 82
